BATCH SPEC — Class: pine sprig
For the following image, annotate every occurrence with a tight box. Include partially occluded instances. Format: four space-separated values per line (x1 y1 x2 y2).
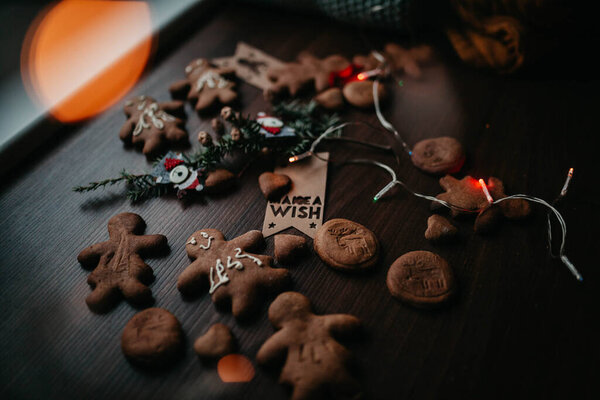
73 171 165 202
274 100 342 155
74 102 341 203
186 112 266 171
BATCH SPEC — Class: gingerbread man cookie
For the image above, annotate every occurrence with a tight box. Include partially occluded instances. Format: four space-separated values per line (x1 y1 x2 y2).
77 213 168 313
432 175 491 217
257 292 362 400
177 229 290 318
433 175 531 221
265 53 350 99
119 96 187 156
170 58 238 112
353 44 432 78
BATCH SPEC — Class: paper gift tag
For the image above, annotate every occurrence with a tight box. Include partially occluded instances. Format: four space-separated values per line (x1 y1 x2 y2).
262 153 328 238
213 42 284 90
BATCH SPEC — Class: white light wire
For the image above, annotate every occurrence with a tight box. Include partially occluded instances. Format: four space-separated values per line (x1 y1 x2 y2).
289 64 581 281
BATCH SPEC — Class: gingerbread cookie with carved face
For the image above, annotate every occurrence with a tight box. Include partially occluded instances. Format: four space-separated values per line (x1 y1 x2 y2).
314 218 379 271
177 229 290 319
387 251 456 308
170 59 238 112
119 96 187 156
411 137 465 174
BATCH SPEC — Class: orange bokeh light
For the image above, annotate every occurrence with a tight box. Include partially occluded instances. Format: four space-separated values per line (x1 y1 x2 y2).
217 354 255 383
21 0 153 122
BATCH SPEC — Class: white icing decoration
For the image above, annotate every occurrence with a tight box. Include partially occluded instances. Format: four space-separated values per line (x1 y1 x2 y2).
187 237 197 245
198 232 213 250
195 71 229 92
207 247 263 294
132 102 176 136
234 247 262 266
209 259 230 294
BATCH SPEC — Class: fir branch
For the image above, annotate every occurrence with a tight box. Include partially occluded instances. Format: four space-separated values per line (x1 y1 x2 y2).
73 171 150 193
274 100 341 141
73 171 166 202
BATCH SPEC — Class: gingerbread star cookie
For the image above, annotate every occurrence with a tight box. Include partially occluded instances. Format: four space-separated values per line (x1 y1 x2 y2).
177 229 290 319
170 58 238 112
119 96 187 156
257 292 362 400
77 213 168 313
265 52 350 99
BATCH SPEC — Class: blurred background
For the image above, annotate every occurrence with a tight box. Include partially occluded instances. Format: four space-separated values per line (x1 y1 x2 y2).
1 0 596 171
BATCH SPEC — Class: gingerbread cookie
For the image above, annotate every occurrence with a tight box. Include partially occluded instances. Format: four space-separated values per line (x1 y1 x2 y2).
194 323 236 359
203 169 236 194
425 215 458 242
352 51 383 72
77 213 167 313
432 175 491 216
383 43 432 78
474 204 503 234
257 292 362 400
387 251 456 308
353 44 432 78
170 58 237 112
487 177 531 220
121 308 184 368
314 219 379 271
259 172 292 201
314 87 345 110
411 137 465 174
342 80 386 108
119 96 187 156
178 229 290 318
265 53 350 99
274 234 308 265
433 175 531 230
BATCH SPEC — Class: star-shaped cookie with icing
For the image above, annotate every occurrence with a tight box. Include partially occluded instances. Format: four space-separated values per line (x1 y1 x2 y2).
177 229 290 319
169 58 238 112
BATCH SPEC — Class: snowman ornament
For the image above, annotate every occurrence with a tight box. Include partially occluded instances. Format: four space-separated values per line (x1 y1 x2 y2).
152 152 204 193
256 112 295 138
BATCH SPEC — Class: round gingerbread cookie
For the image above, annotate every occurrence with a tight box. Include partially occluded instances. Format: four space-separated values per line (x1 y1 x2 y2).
342 80 386 108
121 308 184 368
314 219 379 271
387 251 455 307
411 137 465 174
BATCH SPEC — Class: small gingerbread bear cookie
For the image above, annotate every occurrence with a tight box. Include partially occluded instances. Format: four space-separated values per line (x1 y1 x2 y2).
77 213 168 313
257 292 362 400
170 58 238 112
177 229 290 319
120 96 188 156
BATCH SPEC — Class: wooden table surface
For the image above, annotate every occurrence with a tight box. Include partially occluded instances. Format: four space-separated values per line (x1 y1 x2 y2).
1 3 597 399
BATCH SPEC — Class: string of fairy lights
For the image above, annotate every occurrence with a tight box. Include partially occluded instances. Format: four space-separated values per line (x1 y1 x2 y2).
288 52 582 281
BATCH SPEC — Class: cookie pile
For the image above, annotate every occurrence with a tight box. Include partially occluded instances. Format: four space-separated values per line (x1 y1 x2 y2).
74 41 502 399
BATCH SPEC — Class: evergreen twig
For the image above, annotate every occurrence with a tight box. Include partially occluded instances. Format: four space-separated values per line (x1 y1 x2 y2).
74 102 340 202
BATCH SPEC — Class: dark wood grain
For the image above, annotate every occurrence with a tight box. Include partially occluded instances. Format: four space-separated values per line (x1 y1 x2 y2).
1 3 598 400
